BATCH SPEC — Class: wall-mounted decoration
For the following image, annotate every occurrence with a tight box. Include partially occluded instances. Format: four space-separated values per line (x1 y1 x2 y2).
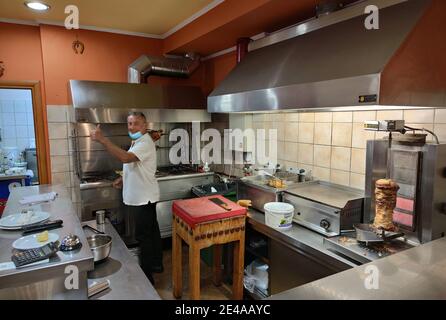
72 36 85 54
0 61 5 78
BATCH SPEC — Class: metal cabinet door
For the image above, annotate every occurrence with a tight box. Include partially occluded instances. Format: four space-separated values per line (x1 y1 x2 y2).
156 200 174 238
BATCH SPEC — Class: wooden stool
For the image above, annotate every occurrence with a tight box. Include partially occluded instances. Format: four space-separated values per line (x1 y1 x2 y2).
172 196 247 300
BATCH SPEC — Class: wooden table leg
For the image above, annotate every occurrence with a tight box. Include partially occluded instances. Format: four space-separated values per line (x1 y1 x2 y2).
172 222 182 299
189 242 201 300
232 238 245 300
213 244 222 287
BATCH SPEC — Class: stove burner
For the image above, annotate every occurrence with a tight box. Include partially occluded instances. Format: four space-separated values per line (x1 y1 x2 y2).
156 164 198 177
82 165 199 183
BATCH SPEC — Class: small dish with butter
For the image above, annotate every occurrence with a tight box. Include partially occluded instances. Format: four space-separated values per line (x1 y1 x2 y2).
12 231 59 250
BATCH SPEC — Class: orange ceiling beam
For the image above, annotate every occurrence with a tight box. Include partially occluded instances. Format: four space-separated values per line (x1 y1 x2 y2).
163 0 271 54
163 0 358 56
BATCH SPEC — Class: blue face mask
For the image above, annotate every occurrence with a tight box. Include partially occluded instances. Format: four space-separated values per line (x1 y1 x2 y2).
128 131 143 140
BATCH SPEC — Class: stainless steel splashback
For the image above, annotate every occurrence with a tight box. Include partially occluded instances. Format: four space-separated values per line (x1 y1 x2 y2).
70 80 211 123
72 123 187 177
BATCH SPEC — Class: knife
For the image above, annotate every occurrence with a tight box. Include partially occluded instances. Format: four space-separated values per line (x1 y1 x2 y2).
22 220 63 235
209 198 232 211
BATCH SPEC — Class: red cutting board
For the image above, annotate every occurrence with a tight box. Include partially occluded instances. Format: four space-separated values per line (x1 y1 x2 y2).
172 195 247 228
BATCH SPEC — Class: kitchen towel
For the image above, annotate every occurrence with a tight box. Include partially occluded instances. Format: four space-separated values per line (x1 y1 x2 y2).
19 192 58 205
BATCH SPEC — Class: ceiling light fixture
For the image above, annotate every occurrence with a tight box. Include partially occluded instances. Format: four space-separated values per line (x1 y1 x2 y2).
25 2 51 11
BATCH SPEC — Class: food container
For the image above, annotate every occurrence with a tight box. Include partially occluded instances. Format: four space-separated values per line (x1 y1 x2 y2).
264 202 294 230
96 210 105 225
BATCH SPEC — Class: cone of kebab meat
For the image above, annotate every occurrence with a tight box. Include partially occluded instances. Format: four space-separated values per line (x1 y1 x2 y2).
373 179 399 231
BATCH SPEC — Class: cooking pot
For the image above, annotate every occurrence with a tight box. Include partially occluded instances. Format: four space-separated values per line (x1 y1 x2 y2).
83 224 112 263
87 234 112 263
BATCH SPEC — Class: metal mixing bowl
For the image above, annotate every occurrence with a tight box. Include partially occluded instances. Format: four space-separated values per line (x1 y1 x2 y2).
87 234 112 263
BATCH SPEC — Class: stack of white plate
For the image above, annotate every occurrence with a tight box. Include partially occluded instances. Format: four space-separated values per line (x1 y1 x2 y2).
0 211 50 230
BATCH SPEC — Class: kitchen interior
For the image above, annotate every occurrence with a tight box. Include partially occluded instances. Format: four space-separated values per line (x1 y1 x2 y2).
1 0 446 301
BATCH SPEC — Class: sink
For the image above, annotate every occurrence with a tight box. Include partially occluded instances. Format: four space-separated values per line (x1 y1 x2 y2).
191 182 236 197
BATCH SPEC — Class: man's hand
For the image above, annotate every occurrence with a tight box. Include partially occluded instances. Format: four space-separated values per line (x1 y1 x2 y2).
91 124 106 144
112 176 123 189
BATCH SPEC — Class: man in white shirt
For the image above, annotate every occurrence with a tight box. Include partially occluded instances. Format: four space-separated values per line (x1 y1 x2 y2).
91 112 163 284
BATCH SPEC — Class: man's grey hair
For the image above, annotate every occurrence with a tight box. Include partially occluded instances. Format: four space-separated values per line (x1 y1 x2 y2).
128 111 147 122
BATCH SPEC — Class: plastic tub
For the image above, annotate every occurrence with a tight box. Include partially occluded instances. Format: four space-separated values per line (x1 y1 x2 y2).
264 202 294 230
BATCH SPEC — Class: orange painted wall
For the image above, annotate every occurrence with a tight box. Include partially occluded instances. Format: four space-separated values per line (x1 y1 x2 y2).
1 22 235 106
0 22 45 83
39 25 164 105
203 51 237 95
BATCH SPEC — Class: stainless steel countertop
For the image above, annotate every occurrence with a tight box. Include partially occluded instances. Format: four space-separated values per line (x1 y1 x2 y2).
83 220 161 300
247 209 357 271
268 236 446 300
80 171 215 189
0 185 94 289
0 174 28 181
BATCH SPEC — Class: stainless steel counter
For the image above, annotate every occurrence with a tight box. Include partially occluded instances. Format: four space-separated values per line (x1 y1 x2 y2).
83 220 161 300
268 236 446 300
247 209 358 270
0 184 94 299
0 173 27 184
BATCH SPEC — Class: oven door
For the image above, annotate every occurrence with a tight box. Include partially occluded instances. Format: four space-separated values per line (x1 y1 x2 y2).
282 192 341 236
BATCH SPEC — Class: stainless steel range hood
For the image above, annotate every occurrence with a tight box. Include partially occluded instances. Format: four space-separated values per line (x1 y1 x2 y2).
208 0 446 113
70 80 210 123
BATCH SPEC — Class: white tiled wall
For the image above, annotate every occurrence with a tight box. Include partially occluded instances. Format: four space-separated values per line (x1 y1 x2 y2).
47 105 81 218
0 89 36 151
249 108 446 190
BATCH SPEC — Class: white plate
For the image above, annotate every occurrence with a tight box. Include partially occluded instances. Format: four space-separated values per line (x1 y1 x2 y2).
0 211 50 229
12 232 59 250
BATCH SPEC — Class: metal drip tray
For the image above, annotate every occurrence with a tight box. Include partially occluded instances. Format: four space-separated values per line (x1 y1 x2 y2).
324 233 415 264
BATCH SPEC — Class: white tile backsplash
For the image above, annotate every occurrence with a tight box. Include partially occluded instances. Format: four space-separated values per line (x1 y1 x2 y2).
47 105 68 123
377 110 403 120
48 123 68 139
16 125 29 138
14 113 27 125
332 123 352 147
298 122 314 144
246 108 443 190
330 169 350 186
404 109 435 124
3 126 16 139
49 139 69 156
299 113 314 122
333 112 353 123
0 96 35 153
2 113 15 124
13 100 27 113
353 111 376 122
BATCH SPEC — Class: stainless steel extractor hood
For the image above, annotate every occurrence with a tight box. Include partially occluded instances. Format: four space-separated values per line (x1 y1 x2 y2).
70 80 210 123
208 0 446 113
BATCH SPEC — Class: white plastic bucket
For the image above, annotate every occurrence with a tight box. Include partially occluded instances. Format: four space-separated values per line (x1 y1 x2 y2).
264 202 294 230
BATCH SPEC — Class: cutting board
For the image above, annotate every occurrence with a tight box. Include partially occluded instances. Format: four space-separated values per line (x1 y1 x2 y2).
172 195 246 228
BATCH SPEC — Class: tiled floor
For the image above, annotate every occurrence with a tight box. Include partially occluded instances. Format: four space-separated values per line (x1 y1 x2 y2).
153 244 233 300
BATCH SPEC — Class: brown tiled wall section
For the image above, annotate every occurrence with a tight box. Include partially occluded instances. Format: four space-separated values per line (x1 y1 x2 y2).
249 109 446 190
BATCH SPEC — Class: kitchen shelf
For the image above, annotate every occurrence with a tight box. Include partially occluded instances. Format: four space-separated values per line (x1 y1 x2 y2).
245 246 269 264
244 287 269 300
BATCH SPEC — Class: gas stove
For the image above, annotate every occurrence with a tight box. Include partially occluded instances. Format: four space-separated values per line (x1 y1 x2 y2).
80 165 199 184
155 164 199 177
323 232 415 264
